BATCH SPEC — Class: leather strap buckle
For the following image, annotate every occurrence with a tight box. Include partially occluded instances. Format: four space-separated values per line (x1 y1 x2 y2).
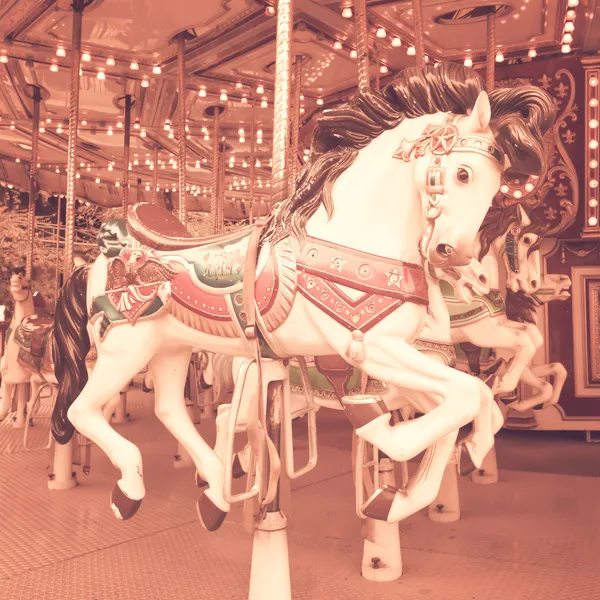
244 325 258 341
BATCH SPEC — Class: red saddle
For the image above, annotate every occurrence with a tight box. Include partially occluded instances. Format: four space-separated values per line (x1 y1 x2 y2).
126 203 252 252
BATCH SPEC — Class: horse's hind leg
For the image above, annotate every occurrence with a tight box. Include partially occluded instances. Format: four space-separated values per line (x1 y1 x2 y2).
67 338 156 519
150 349 230 531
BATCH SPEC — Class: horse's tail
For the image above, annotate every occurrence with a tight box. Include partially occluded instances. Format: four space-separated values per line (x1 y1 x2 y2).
51 265 91 444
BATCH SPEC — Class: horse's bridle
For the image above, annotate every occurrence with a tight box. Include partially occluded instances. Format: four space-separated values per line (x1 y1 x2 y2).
505 225 522 274
393 113 506 262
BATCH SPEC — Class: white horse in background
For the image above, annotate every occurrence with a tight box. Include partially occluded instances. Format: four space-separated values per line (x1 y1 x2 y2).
447 203 570 411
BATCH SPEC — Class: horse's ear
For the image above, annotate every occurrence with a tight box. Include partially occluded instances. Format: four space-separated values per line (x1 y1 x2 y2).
517 203 531 227
467 91 492 132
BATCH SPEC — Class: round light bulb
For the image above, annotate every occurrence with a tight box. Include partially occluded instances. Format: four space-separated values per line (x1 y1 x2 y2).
56 46 66 57
220 92 228 101
568 0 579 7
316 98 324 105
528 48 537 58
564 21 575 32
333 41 343 50
590 99 599 107
97 70 105 80
500 184 509 194
256 84 264 94
407 46 416 56
496 52 504 62
152 65 161 74
81 52 91 62
0 55 8 64
106 57 116 66
130 60 139 70
590 140 599 149
525 182 534 192
588 216 598 226
464 57 473 67
563 32 573 44
590 119 599 129
590 199 599 208
590 179 599 189
376 27 386 39
50 63 59 72
590 77 599 87
380 64 388 74
561 44 571 53
199 88 207 97
350 49 357 59
141 78 149 88
590 159 599 169
392 37 402 48
342 7 352 18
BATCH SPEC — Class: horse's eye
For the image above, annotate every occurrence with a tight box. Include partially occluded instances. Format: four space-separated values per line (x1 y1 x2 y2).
456 167 470 184
523 236 531 245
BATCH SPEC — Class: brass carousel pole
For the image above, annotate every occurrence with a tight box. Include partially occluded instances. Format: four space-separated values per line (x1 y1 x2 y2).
412 0 426 68
210 109 221 234
248 1 294 599
52 0 89 493
217 141 225 233
249 98 256 223
25 86 42 280
354 0 370 90
176 33 187 225
152 146 159 204
122 94 132 216
486 13 496 93
289 58 302 197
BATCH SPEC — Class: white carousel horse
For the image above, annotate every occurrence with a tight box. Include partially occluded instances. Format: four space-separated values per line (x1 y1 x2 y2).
493 272 570 412
48 64 553 529
0 272 36 426
206 257 504 521
447 204 569 411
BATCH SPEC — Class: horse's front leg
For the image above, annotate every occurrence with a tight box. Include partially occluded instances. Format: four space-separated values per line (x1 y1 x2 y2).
342 337 494 523
149 349 230 531
456 319 540 395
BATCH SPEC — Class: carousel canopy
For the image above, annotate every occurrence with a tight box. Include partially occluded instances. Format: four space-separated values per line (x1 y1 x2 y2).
0 0 597 220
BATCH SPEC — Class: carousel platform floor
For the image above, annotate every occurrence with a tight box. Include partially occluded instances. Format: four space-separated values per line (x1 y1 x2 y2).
0 386 599 600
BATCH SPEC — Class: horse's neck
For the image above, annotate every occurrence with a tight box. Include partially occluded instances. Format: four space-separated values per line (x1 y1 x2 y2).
477 236 506 293
305 124 426 264
11 295 35 327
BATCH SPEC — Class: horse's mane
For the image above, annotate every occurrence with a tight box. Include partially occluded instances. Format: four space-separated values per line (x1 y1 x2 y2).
477 202 546 261
506 289 538 324
262 62 555 245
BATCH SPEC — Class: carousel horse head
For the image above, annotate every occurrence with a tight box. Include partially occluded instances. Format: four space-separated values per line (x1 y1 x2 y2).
263 62 555 269
433 259 490 304
9 268 31 303
479 203 545 294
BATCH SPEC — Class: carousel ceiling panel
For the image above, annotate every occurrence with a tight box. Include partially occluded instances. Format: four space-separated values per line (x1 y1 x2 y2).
370 0 565 59
16 0 253 60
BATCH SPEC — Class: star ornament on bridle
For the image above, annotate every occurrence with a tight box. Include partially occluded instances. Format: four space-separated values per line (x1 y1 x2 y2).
393 123 460 162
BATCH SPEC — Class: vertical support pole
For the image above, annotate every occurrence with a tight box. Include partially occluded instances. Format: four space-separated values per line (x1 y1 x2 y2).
486 14 496 93
472 445 499 484
177 33 187 225
248 1 294 598
429 460 461 522
361 457 402 581
136 178 142 203
52 0 86 492
289 59 302 197
54 194 62 300
249 99 256 223
122 94 132 216
412 0 426 68
152 146 159 204
26 86 42 280
211 110 220 234
354 0 370 90
217 142 225 233
62 0 84 276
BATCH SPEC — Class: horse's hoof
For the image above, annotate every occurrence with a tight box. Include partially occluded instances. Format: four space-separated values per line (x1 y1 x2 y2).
195 471 208 489
197 492 227 532
110 483 142 520
457 442 477 477
362 484 405 522
232 454 246 479
340 395 389 429
142 382 152 393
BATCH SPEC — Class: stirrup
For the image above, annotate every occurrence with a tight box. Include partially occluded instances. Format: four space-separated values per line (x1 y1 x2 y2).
362 484 407 522
341 394 389 429
281 357 318 480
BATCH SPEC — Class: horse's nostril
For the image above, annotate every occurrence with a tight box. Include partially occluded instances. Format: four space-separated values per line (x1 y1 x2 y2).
436 243 454 257
531 280 538 289
478 274 488 284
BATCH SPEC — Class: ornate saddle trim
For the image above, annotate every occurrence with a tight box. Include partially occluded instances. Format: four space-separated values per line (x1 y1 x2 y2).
14 314 54 374
412 337 457 368
127 203 254 252
295 236 427 334
445 288 506 326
